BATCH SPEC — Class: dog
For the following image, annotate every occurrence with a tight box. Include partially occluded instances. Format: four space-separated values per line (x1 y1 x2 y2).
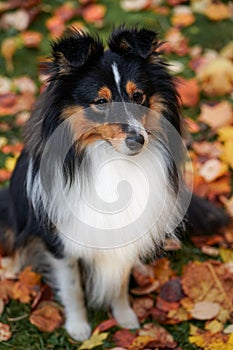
0 26 229 341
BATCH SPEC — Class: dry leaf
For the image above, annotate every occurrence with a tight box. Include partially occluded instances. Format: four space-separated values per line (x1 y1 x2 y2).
205 319 223 333
128 335 156 350
191 301 220 320
93 319 117 333
197 57 233 96
138 323 177 348
20 31 42 48
0 322 12 342
199 159 228 183
162 28 189 56
132 264 155 287
219 247 233 263
1 37 21 72
176 77 199 107
171 6 195 27
0 9 30 31
205 1 230 21
5 157 17 172
29 302 64 332
199 101 233 129
192 141 222 158
120 0 152 11
159 278 184 302
12 266 41 303
132 296 154 322
46 16 65 38
113 329 136 348
82 4 106 24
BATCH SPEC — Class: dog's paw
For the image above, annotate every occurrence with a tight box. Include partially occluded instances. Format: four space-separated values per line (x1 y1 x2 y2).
65 320 91 341
113 307 140 329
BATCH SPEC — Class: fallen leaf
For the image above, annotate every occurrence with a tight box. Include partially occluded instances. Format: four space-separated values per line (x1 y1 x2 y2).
199 159 228 183
0 76 12 94
191 301 220 320
46 16 65 38
120 0 152 11
93 319 117 333
159 278 184 302
156 296 180 312
82 4 106 24
29 302 64 332
192 141 222 158
5 157 17 172
20 31 42 48
205 1 230 21
0 322 12 342
132 264 155 287
128 335 155 350
132 296 154 322
199 101 233 129
197 57 233 96
205 319 223 333
113 329 136 348
1 37 21 72
162 27 189 56
54 2 76 21
223 324 233 334
171 5 195 27
176 77 200 107
0 9 30 31
138 323 177 348
219 247 233 263
12 266 41 303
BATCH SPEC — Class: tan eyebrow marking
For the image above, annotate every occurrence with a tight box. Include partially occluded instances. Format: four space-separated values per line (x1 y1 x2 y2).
126 81 138 96
97 86 112 101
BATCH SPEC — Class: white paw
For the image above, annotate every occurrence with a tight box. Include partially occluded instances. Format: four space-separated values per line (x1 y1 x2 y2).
113 307 140 329
65 320 92 341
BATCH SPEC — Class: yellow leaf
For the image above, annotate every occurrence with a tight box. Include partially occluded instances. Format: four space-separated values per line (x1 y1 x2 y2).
78 332 108 350
220 247 233 263
220 139 233 169
205 320 223 334
218 126 233 143
5 156 17 172
128 335 155 350
0 137 7 149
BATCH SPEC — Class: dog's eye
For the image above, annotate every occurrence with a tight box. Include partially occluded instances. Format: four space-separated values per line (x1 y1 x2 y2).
95 98 108 106
132 92 144 104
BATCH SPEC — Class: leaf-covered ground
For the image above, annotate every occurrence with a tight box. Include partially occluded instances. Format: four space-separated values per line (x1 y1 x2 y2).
0 0 233 349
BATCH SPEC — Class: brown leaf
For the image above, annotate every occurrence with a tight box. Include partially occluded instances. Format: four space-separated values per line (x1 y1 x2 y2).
29 302 64 332
46 16 65 38
54 3 76 21
132 296 154 322
161 28 189 56
132 264 155 287
113 329 136 348
159 278 184 302
93 319 117 333
153 258 176 285
0 322 12 342
156 296 180 312
138 323 177 348
12 266 41 303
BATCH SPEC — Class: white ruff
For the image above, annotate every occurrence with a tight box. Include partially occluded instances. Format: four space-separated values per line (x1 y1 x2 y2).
27 139 184 305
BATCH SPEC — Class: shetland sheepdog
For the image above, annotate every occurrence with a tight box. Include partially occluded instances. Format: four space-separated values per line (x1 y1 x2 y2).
0 27 229 341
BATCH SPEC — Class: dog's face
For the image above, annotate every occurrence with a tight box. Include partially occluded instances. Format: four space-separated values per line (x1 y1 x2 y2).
39 27 181 156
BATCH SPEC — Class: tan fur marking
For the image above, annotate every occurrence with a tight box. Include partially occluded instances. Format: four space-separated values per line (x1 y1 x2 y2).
126 81 137 96
62 106 127 150
98 86 112 101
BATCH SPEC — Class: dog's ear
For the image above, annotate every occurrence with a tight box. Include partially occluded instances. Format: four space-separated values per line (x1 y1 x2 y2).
108 27 159 59
48 28 104 76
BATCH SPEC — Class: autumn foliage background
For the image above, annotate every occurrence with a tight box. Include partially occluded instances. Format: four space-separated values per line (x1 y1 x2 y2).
0 0 233 349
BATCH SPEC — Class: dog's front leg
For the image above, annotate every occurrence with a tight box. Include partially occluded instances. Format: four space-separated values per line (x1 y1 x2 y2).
111 267 139 329
52 257 91 341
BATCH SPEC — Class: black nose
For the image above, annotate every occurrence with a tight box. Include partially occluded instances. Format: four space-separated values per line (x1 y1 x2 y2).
125 133 145 152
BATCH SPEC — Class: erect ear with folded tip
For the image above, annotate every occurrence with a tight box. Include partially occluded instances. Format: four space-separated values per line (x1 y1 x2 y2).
108 26 159 59
47 28 104 76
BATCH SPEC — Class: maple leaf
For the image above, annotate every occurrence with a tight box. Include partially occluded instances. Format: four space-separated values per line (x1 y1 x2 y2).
12 266 41 303
29 301 64 332
78 331 108 350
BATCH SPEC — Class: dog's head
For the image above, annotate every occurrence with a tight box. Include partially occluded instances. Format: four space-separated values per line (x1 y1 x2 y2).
28 27 181 157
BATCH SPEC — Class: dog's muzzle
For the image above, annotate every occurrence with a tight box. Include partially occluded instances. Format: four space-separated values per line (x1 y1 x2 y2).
125 132 145 152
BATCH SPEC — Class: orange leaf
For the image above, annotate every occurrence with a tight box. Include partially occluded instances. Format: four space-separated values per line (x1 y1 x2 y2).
171 6 195 27
205 1 230 21
93 318 117 333
20 31 42 48
29 302 64 332
82 4 106 23
176 77 199 107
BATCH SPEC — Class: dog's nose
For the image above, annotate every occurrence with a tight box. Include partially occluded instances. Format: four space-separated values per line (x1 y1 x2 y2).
125 133 145 152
